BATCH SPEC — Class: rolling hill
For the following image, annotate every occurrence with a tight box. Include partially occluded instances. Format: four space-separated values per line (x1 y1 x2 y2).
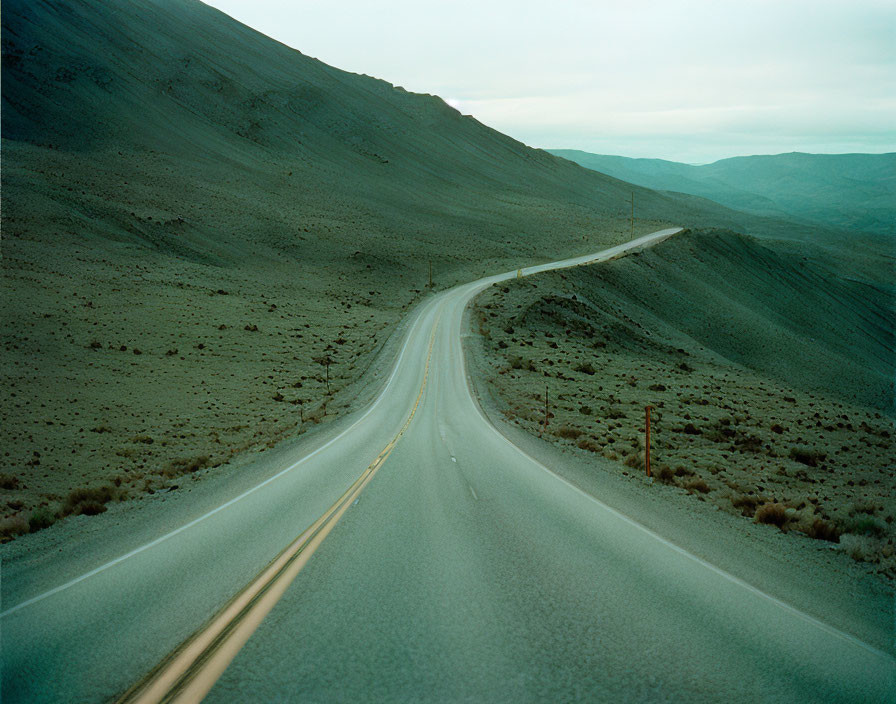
550 150 896 236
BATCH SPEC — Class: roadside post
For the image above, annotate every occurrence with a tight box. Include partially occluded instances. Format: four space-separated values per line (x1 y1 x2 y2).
645 404 654 478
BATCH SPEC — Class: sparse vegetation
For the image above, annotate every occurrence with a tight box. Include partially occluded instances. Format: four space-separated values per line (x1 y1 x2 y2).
470 229 894 578
62 486 117 517
805 518 840 543
789 447 825 467
754 502 788 528
0 473 20 490
556 425 582 440
29 508 57 532
165 455 212 476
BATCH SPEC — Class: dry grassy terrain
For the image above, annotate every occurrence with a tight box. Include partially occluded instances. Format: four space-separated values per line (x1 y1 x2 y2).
471 230 895 576
1 0 889 544
2 0 676 538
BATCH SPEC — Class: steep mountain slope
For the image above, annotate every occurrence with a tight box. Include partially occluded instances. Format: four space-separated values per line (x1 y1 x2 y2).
550 150 896 236
4 0 694 270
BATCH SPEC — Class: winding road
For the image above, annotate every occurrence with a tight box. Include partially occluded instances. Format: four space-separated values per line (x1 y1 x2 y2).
3 228 894 702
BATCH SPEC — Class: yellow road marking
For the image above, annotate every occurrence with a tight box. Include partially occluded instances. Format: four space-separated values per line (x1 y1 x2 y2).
118 320 440 704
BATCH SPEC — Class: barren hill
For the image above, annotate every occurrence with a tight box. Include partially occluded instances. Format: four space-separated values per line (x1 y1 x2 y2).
0 0 885 536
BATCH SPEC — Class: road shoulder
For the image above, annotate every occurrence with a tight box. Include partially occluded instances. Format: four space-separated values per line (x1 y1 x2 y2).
462 297 895 656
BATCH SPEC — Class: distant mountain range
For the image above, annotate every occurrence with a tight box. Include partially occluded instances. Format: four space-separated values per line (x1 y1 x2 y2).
549 150 896 236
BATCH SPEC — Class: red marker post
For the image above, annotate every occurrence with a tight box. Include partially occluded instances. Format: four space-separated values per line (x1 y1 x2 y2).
645 405 654 478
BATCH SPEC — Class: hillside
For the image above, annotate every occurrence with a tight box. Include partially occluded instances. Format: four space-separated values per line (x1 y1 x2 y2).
471 229 895 573
0 0 887 539
3 0 699 272
0 0 705 536
550 150 896 236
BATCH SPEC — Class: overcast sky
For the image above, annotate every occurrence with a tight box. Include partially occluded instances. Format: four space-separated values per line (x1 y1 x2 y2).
203 0 895 163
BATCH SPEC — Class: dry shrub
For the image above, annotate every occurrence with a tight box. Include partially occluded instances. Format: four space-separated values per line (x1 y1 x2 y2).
624 453 641 469
576 437 600 452
63 486 116 516
754 502 788 528
0 473 20 490
731 493 759 517
28 508 57 532
734 434 763 453
165 455 211 476
556 425 582 440
509 356 536 372
805 518 841 543
574 362 595 375
0 514 29 540
789 447 825 467
685 478 710 494
850 499 880 516
657 465 676 484
77 501 107 516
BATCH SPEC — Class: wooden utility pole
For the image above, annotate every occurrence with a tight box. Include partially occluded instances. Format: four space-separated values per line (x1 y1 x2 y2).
539 384 549 437
428 260 433 288
631 192 634 240
645 404 654 478
325 356 330 394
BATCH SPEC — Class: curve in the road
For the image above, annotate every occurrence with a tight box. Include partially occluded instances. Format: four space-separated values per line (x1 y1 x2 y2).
4 227 894 704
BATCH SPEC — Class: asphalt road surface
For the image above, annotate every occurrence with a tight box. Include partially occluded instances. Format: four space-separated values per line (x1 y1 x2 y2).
3 228 894 703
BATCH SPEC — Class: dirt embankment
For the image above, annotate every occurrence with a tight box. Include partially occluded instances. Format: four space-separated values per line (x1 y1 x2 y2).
471 229 895 576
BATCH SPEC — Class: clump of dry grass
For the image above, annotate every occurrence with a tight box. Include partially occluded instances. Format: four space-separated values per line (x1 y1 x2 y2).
754 502 788 528
685 478 710 494
509 356 537 372
28 507 57 532
0 473 20 490
804 518 841 543
164 455 211 477
839 534 885 562
657 465 676 484
0 514 29 541
573 362 595 375
556 425 582 440
789 447 825 467
62 486 117 517
731 493 759 517
576 437 600 452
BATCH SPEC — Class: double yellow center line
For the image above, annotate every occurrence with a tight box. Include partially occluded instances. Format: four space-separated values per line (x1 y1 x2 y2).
118 321 439 704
